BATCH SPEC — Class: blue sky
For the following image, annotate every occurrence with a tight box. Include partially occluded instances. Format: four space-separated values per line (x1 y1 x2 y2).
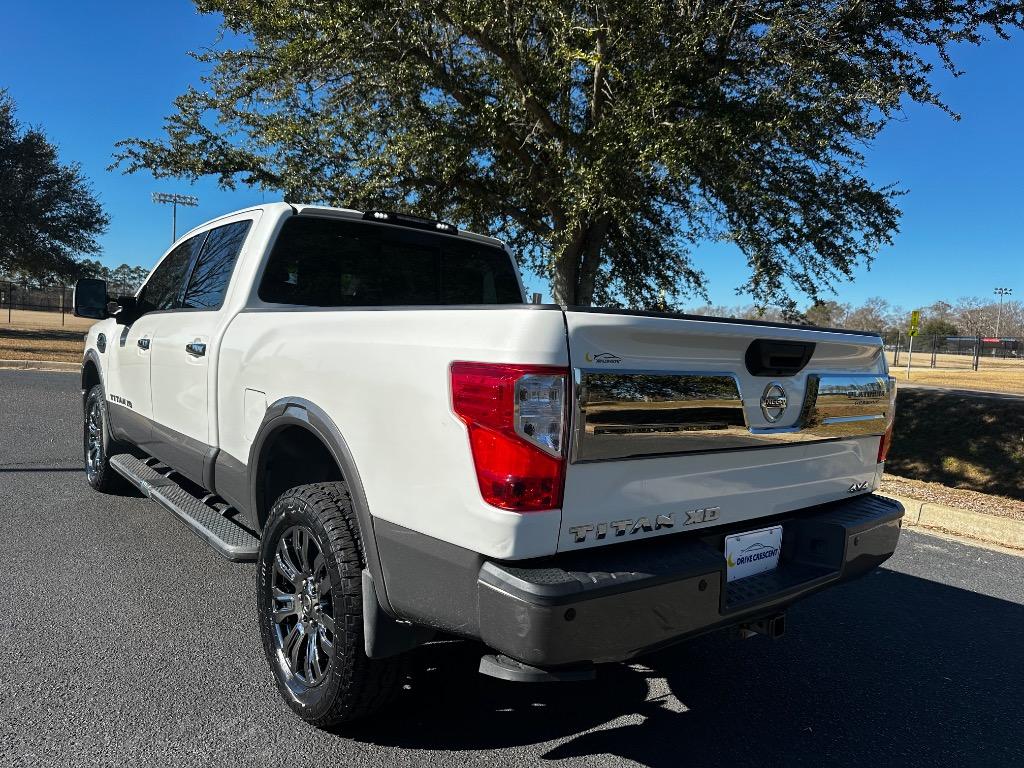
2 1 1021 310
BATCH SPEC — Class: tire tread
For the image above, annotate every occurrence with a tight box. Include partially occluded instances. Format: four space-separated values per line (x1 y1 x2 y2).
84 384 129 494
260 481 404 726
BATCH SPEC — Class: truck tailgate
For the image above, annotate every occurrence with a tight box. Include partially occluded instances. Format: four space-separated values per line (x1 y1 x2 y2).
559 310 893 551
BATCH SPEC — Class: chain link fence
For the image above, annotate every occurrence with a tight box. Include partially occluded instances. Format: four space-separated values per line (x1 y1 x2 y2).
1 281 139 329
0 282 76 327
882 331 1022 370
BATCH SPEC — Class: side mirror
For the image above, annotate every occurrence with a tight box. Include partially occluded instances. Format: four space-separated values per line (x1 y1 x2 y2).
73 278 108 319
110 295 140 325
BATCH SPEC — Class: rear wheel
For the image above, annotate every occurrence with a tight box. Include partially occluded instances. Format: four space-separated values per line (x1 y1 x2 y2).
257 482 404 726
83 384 127 493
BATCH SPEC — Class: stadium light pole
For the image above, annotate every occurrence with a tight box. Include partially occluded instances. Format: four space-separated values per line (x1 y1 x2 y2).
994 287 1012 337
152 193 199 243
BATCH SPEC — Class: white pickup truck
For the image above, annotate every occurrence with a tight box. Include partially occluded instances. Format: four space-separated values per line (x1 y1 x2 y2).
74 202 903 726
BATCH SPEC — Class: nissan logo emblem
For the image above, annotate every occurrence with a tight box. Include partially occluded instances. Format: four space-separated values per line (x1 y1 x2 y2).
760 383 788 422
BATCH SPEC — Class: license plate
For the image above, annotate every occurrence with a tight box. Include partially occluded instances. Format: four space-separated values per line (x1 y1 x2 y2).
725 525 783 582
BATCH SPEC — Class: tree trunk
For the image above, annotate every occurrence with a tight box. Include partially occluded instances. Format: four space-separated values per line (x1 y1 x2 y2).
550 215 611 306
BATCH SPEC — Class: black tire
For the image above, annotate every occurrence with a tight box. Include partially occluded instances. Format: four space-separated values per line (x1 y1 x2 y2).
257 482 404 726
83 384 128 493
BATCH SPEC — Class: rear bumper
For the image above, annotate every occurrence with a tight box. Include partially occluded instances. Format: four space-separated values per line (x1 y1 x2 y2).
475 494 903 666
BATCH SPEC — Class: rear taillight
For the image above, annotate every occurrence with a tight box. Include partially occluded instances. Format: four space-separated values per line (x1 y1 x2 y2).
877 376 897 463
451 362 567 512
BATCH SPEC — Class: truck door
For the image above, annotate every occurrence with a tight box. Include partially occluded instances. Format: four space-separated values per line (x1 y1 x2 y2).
105 235 204 449
148 218 254 485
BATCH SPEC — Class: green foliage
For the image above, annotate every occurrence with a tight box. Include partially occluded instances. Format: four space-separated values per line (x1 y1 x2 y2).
920 317 959 337
0 91 109 280
114 1 1022 311
803 300 847 328
1 259 147 293
76 261 149 292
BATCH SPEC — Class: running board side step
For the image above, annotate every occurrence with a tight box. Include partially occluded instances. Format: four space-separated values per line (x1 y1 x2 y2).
109 453 259 562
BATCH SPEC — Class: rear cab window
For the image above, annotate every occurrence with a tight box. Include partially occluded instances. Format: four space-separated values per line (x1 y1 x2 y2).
257 217 523 307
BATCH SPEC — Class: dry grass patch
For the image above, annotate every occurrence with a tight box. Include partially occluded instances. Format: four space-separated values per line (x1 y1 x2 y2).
2 308 94 331
881 475 1024 522
896 368 1024 394
0 311 96 363
885 351 1024 394
0 327 85 362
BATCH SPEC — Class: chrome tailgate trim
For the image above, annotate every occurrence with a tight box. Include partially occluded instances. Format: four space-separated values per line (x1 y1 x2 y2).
572 371 893 463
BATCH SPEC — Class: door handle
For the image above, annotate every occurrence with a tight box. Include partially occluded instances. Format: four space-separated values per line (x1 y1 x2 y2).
137 338 150 350
185 341 207 357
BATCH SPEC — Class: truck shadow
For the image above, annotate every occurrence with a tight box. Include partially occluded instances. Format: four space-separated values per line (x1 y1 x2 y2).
886 389 1024 500
346 565 1024 766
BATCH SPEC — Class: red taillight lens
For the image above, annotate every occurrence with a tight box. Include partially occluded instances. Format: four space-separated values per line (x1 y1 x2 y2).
877 376 897 463
451 362 567 512
877 424 894 463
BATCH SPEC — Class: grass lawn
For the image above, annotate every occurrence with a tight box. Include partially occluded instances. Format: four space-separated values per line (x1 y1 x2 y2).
886 389 1024 501
885 352 1024 394
0 327 85 362
2 308 94 331
0 310 93 362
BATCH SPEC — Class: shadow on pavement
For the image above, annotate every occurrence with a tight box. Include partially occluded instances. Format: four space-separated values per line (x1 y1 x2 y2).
347 568 1024 766
0 466 82 472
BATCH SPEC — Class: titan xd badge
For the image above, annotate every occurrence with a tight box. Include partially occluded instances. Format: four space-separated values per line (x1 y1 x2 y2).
568 507 721 543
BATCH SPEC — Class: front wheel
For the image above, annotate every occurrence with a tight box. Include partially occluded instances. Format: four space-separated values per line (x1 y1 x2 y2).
257 482 404 726
83 384 127 493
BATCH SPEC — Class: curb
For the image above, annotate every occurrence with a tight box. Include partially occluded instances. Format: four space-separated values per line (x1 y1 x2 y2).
0 358 78 372
878 492 1024 551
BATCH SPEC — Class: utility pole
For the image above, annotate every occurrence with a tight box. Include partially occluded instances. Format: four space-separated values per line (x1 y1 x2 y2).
994 287 1012 337
152 192 199 243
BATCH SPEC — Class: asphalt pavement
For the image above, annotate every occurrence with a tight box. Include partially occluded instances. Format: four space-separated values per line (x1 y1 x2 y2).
2 370 1023 768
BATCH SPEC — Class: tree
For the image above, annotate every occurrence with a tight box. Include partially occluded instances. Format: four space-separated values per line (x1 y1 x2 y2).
953 296 991 336
843 297 900 335
76 258 109 281
920 317 959 337
803 300 850 328
114 1 1022 312
108 263 149 292
0 90 109 281
925 300 957 325
995 300 1024 338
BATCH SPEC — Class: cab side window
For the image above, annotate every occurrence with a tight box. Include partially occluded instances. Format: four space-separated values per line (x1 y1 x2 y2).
182 221 251 310
137 234 206 314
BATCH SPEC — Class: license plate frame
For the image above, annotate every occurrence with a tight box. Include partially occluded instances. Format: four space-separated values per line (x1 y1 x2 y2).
725 525 783 582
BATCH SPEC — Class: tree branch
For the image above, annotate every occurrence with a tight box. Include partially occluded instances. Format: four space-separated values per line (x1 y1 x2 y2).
454 20 574 147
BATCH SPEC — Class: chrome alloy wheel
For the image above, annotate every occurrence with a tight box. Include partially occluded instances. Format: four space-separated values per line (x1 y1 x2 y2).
272 526 336 687
84 398 103 481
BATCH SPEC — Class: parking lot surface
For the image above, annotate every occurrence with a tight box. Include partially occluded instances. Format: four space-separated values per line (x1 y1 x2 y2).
2 370 1022 767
